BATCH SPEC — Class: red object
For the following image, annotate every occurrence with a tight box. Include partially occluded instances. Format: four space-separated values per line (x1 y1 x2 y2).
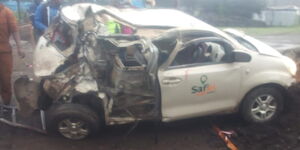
213 125 238 150
122 25 134 34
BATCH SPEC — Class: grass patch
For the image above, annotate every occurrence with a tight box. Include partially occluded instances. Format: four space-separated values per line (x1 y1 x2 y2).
220 26 300 36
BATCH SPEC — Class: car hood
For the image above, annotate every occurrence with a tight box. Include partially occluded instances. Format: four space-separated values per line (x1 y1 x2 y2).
244 35 282 57
224 29 282 57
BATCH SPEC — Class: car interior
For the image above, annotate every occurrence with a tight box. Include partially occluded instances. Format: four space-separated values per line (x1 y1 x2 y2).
171 41 226 66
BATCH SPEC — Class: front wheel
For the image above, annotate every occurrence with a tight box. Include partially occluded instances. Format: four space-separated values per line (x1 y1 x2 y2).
241 87 284 123
46 104 102 140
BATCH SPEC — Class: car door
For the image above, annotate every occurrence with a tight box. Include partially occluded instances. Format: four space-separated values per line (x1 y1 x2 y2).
158 38 244 121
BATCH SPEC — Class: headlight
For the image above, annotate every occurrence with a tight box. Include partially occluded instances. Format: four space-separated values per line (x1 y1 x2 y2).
283 56 297 76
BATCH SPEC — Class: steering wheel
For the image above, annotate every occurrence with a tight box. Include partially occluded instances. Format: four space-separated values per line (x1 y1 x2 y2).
191 44 205 62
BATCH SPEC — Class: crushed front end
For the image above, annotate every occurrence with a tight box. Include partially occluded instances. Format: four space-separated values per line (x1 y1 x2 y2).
33 5 161 125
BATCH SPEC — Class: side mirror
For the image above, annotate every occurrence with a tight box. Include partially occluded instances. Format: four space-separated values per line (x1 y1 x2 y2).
232 51 251 62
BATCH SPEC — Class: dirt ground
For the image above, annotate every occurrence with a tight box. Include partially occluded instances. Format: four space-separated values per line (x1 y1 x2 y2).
1 34 300 150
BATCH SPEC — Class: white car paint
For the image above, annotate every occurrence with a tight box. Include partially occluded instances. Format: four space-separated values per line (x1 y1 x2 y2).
159 63 243 121
157 31 296 122
34 3 297 125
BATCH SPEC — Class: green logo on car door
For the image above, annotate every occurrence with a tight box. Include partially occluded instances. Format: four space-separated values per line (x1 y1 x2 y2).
192 75 216 96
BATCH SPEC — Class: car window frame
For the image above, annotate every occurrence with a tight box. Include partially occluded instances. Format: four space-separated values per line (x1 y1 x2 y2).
165 37 235 70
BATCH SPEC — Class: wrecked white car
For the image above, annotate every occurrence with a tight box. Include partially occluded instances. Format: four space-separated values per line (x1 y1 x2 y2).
11 3 298 140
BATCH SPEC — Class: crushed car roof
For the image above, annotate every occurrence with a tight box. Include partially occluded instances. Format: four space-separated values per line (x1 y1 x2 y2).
61 3 216 30
60 3 242 49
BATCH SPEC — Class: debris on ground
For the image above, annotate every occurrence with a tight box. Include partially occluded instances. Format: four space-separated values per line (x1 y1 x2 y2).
213 125 238 150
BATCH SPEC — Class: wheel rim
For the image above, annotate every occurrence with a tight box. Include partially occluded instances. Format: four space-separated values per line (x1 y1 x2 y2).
58 118 90 140
250 94 277 121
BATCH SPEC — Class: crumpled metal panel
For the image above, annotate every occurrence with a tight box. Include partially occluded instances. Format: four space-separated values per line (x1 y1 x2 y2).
61 3 105 24
33 37 66 77
75 79 98 93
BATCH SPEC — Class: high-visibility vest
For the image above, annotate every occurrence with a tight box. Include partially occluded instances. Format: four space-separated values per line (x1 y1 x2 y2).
106 21 121 34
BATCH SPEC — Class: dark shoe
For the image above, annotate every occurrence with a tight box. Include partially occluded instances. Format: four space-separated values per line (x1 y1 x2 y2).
1 107 12 114
0 105 13 118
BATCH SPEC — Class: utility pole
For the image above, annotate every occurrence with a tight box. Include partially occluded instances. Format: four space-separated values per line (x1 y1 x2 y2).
16 0 21 22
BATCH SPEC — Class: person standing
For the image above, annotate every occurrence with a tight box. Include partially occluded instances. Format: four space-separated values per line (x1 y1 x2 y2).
34 0 62 39
130 0 146 8
0 3 25 106
145 0 155 7
28 0 42 42
129 0 155 8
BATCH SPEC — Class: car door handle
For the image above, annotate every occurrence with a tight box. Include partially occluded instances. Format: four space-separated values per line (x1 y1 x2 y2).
162 78 182 85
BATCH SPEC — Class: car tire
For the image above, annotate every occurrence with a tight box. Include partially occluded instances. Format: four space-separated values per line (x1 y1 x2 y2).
241 87 283 123
46 104 101 140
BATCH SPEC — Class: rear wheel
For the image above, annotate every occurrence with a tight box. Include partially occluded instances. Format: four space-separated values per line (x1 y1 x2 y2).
241 87 284 123
46 104 101 140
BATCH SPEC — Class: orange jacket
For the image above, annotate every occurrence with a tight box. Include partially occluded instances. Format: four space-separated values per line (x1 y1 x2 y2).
0 4 18 53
